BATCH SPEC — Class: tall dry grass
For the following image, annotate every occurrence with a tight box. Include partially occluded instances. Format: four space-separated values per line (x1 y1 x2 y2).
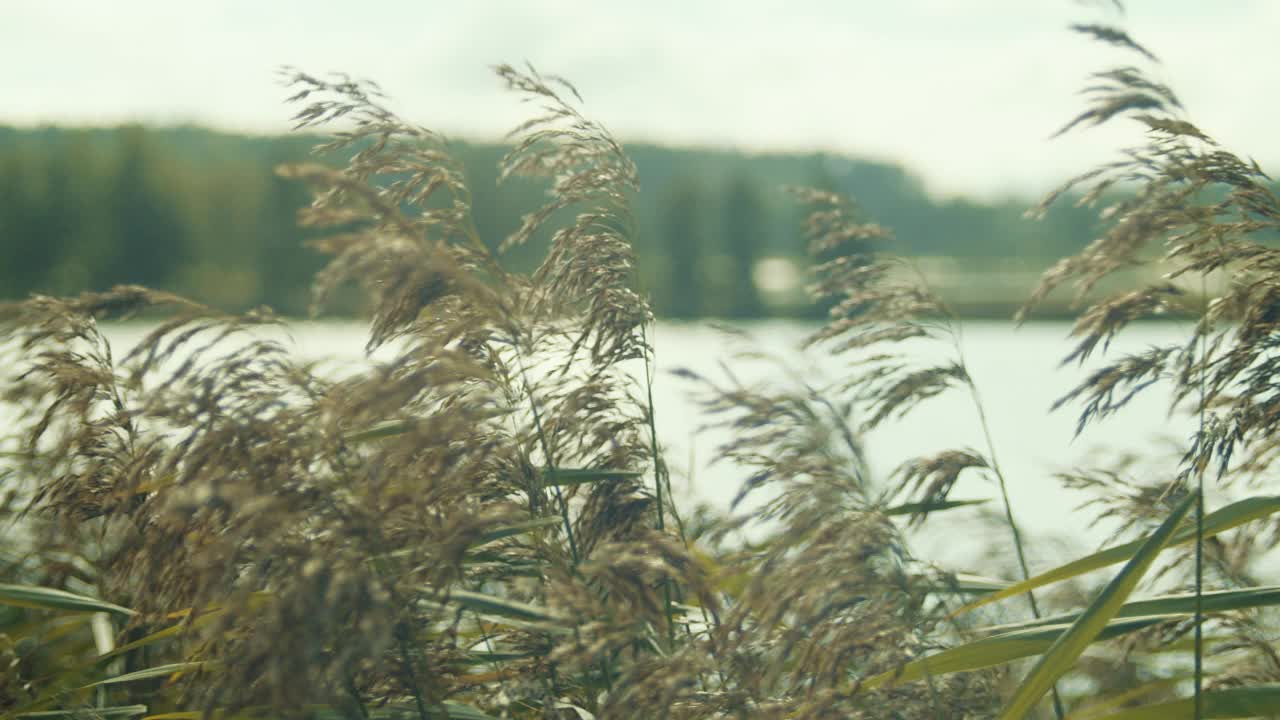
3 5 1280 719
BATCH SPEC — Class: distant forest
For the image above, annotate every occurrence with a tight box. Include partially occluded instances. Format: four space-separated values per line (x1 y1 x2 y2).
0 125 1102 318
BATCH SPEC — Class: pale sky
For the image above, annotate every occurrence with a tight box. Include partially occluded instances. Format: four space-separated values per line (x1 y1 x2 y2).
4 1 1277 199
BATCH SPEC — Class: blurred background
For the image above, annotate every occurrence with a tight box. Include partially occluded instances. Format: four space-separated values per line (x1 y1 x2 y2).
5 1 1279 562
3 1 1277 319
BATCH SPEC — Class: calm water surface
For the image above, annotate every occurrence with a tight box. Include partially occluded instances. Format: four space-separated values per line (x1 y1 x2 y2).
652 320 1196 568
49 320 1200 571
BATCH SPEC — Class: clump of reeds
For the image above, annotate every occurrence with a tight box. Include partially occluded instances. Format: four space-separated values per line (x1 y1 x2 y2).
0 61 1001 720
5 3 1280 719
1021 9 1280 711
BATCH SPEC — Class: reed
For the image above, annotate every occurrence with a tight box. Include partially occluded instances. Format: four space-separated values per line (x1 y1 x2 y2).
3 5 1280 719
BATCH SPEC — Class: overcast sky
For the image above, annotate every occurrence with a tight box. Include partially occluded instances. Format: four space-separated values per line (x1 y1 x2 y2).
4 1 1276 199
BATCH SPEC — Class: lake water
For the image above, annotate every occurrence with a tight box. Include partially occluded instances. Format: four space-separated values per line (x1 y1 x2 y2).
16 319 1200 573
652 320 1197 569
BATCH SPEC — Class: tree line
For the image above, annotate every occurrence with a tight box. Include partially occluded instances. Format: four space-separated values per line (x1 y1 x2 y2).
0 125 1102 318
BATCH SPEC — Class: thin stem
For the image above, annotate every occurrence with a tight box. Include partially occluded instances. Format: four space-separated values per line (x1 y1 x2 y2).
966 376 1036 610
1194 277 1209 720
395 622 432 720
1194 487 1205 718
516 357 621 699
344 673 370 720
906 251 1065 718
327 440 433 720
907 259 1064 717
494 361 545 516
921 656 944 720
679 443 727 692
472 606 514 699
518 360 580 566
642 325 677 649
953 328 1066 720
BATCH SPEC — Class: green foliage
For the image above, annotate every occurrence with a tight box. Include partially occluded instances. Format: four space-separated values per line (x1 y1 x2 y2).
0 127 1104 318
999 491 1196 718
657 177 704 318
1090 685 1280 719
722 176 765 318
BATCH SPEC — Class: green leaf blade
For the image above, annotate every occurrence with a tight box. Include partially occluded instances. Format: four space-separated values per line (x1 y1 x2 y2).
884 498 988 517
543 467 642 487
449 589 561 624
978 584 1280 636
954 494 1280 618
999 490 1197 719
15 706 148 719
1091 683 1280 719
861 615 1169 687
82 662 206 689
343 419 416 443
0 584 135 617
